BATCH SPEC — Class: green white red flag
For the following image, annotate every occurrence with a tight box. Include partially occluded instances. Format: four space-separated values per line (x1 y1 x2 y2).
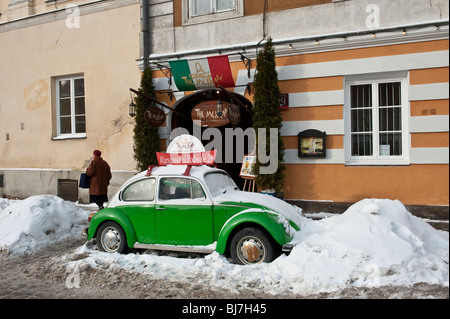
169 55 235 91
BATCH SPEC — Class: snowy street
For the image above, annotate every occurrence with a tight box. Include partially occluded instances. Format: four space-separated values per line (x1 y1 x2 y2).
0 237 448 300
0 195 448 300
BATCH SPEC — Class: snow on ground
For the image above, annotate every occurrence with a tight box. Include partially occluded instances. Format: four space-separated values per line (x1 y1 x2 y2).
0 195 89 255
0 195 448 296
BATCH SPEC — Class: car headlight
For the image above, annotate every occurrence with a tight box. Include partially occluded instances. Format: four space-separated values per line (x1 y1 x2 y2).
280 217 291 236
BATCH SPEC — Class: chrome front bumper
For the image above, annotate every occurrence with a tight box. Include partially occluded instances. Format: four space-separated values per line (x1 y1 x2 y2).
282 243 294 255
82 227 88 238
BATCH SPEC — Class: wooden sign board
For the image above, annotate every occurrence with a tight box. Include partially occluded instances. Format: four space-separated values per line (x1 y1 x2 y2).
145 106 165 127
191 100 231 127
227 103 241 126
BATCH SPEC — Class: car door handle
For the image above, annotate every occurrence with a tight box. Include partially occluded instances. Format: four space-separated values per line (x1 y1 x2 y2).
156 206 167 211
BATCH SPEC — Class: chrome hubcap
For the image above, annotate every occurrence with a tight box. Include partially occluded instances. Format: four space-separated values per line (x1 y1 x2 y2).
101 227 121 253
238 237 265 264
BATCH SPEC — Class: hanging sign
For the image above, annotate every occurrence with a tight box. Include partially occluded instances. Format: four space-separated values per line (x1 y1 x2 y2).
227 103 241 126
169 55 235 91
191 101 231 127
145 106 165 126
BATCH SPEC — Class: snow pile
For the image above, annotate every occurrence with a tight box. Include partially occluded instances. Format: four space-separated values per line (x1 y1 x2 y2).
67 198 448 295
282 199 449 293
0 195 448 295
0 195 89 255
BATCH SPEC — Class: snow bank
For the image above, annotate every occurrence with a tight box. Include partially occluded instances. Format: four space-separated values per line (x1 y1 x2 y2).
0 195 89 255
68 198 448 295
1 195 448 295
282 199 449 293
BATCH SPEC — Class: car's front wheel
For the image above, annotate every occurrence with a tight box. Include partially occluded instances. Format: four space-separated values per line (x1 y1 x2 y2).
230 227 277 265
97 221 128 254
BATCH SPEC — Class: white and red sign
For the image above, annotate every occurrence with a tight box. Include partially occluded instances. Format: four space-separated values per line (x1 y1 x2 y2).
156 150 216 166
157 134 216 166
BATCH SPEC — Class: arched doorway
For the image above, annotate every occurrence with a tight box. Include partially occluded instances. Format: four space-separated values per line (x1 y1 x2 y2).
170 89 253 189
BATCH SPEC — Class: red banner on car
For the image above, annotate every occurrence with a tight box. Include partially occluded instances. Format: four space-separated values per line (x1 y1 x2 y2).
156 150 217 166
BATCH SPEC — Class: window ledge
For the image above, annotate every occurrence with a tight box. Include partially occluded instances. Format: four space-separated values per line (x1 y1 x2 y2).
345 159 410 166
52 133 86 141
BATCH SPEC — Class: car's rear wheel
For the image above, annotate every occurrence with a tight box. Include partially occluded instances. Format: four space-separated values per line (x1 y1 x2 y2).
230 227 277 265
97 221 128 254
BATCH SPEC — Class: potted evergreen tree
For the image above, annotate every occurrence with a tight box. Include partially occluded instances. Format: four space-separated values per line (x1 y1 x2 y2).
133 66 160 171
252 38 285 198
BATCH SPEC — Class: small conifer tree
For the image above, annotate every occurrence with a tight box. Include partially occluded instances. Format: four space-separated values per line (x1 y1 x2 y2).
252 38 285 195
133 66 160 171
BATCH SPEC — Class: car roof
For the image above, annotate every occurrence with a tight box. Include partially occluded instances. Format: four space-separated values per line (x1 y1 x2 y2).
130 165 226 182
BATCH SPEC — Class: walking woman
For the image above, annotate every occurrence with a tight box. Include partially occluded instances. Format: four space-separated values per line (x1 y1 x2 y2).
86 150 112 210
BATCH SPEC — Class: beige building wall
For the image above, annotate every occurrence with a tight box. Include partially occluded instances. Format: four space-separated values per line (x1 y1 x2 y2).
0 0 141 201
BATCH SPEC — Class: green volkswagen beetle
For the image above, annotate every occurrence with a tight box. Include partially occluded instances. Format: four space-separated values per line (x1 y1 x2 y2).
85 165 303 265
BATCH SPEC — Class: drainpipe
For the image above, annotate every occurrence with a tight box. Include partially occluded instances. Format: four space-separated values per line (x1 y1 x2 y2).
142 0 150 68
256 0 268 56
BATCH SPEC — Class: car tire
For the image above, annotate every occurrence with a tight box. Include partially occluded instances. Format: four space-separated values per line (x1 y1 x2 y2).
230 227 277 265
97 221 128 254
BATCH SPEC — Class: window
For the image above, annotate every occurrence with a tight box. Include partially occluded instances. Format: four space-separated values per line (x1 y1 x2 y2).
345 74 409 165
190 0 236 17
192 180 206 200
159 178 206 200
204 171 237 196
183 0 242 25
122 178 156 201
55 76 86 138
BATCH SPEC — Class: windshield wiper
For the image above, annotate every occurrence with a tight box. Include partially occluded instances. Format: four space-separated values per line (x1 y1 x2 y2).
223 187 238 194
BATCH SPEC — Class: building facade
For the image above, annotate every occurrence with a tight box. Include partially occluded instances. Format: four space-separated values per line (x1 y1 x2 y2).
1 0 448 221
145 0 449 217
0 0 142 201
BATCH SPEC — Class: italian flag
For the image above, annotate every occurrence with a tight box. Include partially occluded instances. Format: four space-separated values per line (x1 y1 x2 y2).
169 55 235 91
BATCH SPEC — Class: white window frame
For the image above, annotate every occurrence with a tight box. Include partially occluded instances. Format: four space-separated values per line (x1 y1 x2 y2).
344 72 410 166
183 0 243 26
190 0 236 17
54 75 86 139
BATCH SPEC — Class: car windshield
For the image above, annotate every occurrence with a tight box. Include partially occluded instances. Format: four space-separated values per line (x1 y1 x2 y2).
204 172 238 197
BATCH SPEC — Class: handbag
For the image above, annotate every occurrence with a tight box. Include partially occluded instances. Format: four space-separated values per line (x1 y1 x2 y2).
79 173 90 189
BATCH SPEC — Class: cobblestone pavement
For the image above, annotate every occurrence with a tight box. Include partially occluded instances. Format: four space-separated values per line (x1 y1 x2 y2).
0 239 448 299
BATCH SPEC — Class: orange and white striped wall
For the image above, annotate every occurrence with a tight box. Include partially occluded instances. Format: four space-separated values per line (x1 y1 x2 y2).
277 40 448 206
153 39 449 207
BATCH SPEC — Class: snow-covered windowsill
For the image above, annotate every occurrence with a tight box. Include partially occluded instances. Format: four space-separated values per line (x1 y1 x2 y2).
51 133 86 141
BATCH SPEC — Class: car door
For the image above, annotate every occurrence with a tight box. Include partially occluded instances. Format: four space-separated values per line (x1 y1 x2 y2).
118 177 156 244
155 176 214 246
